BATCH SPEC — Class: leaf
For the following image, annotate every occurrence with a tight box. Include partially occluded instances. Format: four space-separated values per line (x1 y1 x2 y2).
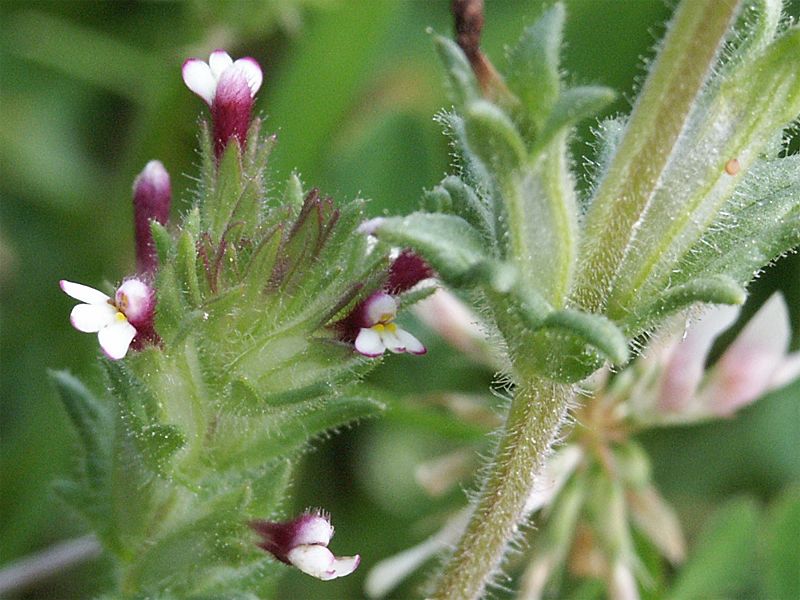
205 140 244 244
175 230 202 306
150 220 172 269
625 275 746 335
463 100 527 178
506 3 564 130
432 33 480 108
667 498 760 600
373 212 489 286
437 175 496 247
542 310 629 366
533 85 616 154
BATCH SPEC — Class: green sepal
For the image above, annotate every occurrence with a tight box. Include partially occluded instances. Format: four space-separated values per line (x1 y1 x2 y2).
396 282 437 311
432 33 480 108
175 230 202 306
372 212 489 286
282 172 305 213
205 140 243 244
541 309 630 367
221 378 334 415
152 261 189 344
505 3 564 131
464 100 527 178
533 85 616 154
150 220 172 269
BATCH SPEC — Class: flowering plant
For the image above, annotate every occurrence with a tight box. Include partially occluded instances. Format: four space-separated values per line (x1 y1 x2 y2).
3 1 798 599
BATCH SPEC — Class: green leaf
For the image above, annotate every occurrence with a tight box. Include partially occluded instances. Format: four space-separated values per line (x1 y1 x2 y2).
104 360 184 474
533 85 616 154
205 140 244 244
49 370 111 476
463 100 527 179
439 176 496 247
506 3 564 130
625 275 746 335
764 489 800 600
541 309 629 366
432 34 480 108
282 172 305 212
667 498 760 600
373 212 489 286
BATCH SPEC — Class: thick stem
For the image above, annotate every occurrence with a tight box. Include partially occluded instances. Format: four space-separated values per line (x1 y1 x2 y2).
572 0 740 312
431 378 574 600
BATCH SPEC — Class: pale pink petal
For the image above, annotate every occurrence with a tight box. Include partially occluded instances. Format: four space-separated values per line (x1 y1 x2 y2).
355 328 385 357
293 515 333 547
233 57 263 97
656 304 740 413
98 318 137 360
610 562 639 600
60 280 110 305
363 292 396 326
70 303 117 333
329 554 360 579
208 50 233 79
701 293 791 416
769 352 800 391
182 59 216 105
395 328 426 355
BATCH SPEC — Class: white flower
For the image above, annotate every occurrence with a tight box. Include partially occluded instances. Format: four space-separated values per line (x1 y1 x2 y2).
182 50 262 107
60 278 154 360
251 510 360 581
354 292 426 357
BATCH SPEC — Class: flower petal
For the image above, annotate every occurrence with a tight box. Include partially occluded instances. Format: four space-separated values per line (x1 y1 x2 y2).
233 57 263 97
287 545 335 580
287 545 360 581
381 329 406 354
116 278 154 325
293 513 333 547
363 292 397 326
70 303 117 333
208 49 233 78
355 328 385 357
394 328 426 355
182 58 216 105
60 280 110 304
98 318 137 360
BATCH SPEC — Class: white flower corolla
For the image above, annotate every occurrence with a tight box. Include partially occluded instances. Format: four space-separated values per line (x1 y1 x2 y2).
182 50 262 107
354 292 426 357
251 510 360 581
60 278 154 360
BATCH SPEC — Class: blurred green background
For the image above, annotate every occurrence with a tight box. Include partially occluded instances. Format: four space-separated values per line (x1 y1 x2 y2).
1 1 798 598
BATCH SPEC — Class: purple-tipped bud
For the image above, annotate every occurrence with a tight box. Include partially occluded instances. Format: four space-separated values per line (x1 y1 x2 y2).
133 160 171 276
182 50 263 160
211 67 254 159
250 509 360 581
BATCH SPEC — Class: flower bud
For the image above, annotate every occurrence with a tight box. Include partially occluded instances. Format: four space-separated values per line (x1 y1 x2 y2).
250 510 360 581
133 160 171 275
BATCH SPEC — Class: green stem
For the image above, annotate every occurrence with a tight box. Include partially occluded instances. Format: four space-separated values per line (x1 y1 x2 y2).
572 0 740 312
430 378 575 600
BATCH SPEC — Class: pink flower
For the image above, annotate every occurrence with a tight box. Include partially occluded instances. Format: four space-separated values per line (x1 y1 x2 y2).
182 50 263 158
132 160 171 276
60 278 156 360
250 510 360 581
632 293 800 424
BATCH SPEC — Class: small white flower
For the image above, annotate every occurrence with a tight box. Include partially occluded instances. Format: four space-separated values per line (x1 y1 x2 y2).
251 510 360 581
182 49 262 107
60 278 153 360
354 292 426 357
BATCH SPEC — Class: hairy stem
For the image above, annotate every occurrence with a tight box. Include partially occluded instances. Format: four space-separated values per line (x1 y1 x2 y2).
431 378 574 600
572 0 740 312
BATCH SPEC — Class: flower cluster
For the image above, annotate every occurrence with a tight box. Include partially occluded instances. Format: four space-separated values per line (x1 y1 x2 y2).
250 510 360 581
